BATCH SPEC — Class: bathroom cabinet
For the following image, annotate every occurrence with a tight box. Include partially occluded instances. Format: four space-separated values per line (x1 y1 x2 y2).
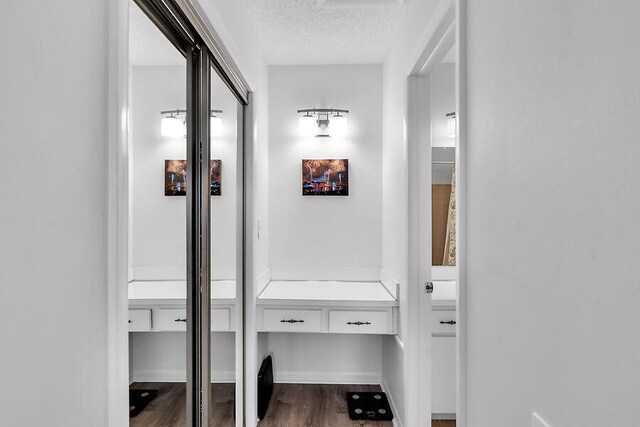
257 280 398 335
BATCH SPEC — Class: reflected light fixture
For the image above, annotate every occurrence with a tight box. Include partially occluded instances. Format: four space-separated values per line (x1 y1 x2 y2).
210 114 223 137
446 112 456 138
297 108 349 138
161 111 184 138
160 109 223 138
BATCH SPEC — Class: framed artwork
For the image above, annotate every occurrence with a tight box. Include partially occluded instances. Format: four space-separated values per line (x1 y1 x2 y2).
164 159 222 196
302 159 349 196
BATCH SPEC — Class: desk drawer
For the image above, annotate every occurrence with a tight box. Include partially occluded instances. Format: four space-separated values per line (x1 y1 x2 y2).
154 309 187 331
432 309 456 336
329 310 390 334
262 309 322 332
128 309 151 332
154 308 233 332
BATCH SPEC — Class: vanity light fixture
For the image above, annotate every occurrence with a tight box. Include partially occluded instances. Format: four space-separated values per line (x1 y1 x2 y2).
160 109 224 138
446 112 456 138
297 108 349 138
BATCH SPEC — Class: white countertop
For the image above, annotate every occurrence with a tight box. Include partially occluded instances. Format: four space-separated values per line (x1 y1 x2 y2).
129 280 236 306
257 280 398 307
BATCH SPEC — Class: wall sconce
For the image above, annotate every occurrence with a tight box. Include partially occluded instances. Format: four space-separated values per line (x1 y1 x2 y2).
297 108 349 137
160 109 223 138
446 112 456 138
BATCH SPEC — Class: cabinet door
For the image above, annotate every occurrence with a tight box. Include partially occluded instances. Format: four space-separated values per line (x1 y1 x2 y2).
432 336 456 417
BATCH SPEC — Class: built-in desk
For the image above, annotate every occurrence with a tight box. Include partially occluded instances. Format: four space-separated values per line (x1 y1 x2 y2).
257 280 399 335
128 280 237 332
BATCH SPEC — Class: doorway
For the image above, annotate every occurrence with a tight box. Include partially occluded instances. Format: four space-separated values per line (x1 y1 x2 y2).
407 0 463 425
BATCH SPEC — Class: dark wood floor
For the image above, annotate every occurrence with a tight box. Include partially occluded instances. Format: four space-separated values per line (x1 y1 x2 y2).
130 382 455 427
130 382 235 427
258 384 391 427
258 384 456 427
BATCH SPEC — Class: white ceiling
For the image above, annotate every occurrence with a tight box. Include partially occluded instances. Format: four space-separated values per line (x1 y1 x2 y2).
129 1 184 66
245 0 407 64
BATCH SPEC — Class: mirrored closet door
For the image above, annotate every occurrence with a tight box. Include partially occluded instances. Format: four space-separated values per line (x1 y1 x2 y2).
127 1 246 426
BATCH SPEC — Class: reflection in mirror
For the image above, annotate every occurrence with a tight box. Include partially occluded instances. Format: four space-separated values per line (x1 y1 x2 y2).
432 148 455 266
430 60 456 268
208 63 241 426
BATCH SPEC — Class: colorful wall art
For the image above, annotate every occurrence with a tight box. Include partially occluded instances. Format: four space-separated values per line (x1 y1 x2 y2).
164 159 222 196
302 159 349 196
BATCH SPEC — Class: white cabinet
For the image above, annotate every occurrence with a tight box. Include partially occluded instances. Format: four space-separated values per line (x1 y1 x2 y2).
432 307 456 418
128 309 152 332
262 309 322 332
432 335 456 416
328 310 390 334
151 308 233 332
257 280 399 335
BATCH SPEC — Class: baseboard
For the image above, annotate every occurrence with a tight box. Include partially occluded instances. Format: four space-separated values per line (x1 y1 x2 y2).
432 413 456 420
131 369 235 383
274 371 381 385
381 379 404 427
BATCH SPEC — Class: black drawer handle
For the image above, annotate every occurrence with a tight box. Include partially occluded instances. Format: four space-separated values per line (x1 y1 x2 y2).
347 321 372 326
128 320 132 324
439 320 456 325
174 318 187 323
281 319 305 324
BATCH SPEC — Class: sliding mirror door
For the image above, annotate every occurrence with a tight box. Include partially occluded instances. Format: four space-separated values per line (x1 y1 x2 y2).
128 1 192 425
208 62 244 427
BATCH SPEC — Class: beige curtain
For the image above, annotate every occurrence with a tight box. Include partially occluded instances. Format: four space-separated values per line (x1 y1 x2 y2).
442 165 456 265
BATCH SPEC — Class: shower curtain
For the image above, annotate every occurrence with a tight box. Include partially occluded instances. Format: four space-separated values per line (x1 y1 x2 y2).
442 165 456 266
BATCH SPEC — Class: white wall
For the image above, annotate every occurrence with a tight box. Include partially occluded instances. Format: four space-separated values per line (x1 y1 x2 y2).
265 333 383 384
381 1 443 425
130 332 235 382
431 62 456 148
268 65 383 274
0 1 109 426
130 65 239 280
465 1 640 426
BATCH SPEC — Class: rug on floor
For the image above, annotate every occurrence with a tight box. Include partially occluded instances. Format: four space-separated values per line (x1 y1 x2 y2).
346 391 393 421
129 389 157 417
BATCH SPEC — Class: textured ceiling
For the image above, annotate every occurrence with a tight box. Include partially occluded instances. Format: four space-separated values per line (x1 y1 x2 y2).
246 0 406 64
129 1 184 66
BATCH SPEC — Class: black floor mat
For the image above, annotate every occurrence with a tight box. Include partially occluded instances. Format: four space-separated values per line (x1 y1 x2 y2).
129 389 157 417
346 391 393 421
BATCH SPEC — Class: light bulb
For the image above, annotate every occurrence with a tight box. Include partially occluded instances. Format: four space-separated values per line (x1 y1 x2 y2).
210 116 222 137
331 114 348 137
161 115 184 138
299 114 316 137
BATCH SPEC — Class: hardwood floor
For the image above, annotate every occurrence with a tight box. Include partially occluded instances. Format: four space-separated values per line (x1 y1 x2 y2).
130 382 235 427
130 382 455 427
258 384 392 427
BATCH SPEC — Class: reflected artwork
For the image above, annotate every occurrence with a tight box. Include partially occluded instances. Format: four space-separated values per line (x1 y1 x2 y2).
164 159 221 196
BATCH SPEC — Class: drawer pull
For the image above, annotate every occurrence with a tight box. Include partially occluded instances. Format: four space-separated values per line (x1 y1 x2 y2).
439 320 456 325
280 319 305 324
347 321 372 326
174 318 187 323
128 320 132 324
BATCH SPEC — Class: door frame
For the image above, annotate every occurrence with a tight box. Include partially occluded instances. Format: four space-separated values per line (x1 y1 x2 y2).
106 0 252 426
406 0 467 425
